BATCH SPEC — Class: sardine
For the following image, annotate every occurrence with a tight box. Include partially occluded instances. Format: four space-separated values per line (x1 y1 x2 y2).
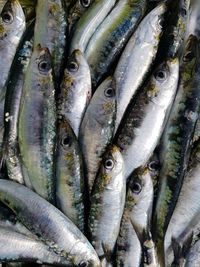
34 0 67 82
88 145 125 265
79 76 116 193
3 20 34 184
55 116 85 232
153 35 200 267
0 0 25 151
0 179 101 267
85 0 147 87
18 45 56 203
70 0 116 53
114 3 166 132
58 49 91 137
116 57 179 180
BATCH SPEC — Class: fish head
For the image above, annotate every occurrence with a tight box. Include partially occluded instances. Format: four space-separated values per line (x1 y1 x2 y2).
0 0 25 41
100 145 124 189
182 34 199 67
70 240 101 267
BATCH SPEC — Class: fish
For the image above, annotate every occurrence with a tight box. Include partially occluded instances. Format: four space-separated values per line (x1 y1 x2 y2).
2 20 34 184
88 145 125 265
165 138 200 256
0 0 25 151
0 226 70 266
55 116 85 232
126 167 154 245
85 0 147 87
58 49 92 137
79 76 116 193
185 239 200 267
159 0 190 59
0 179 101 267
143 231 157 267
69 0 116 53
116 217 141 267
33 0 68 82
68 0 95 34
18 45 56 203
152 35 200 267
113 3 166 133
115 57 179 180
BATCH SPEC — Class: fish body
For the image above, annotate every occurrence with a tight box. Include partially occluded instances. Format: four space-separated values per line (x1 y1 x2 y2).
79 76 116 193
153 35 200 267
18 45 56 203
114 3 166 132
85 0 147 87
70 0 116 53
88 145 125 264
0 0 25 150
3 20 34 184
0 179 101 267
116 57 179 180
55 117 85 232
34 0 67 82
58 49 91 137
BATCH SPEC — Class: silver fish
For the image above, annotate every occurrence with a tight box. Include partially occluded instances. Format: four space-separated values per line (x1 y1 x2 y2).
58 49 92 137
88 145 125 265
114 3 166 133
0 179 101 267
116 57 179 180
79 76 116 193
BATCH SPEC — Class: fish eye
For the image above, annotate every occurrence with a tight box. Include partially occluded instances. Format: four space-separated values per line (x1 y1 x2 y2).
104 87 114 97
104 158 114 170
79 261 88 267
183 51 194 62
148 160 159 171
131 182 142 194
80 0 90 8
1 11 13 23
68 61 79 72
154 69 167 82
61 135 72 148
38 60 51 73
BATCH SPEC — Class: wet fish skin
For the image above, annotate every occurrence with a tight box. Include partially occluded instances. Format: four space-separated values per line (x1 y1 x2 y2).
34 0 68 82
0 0 26 151
114 3 166 133
185 239 200 267
68 0 95 34
165 138 200 256
70 0 116 53
79 76 116 193
0 179 101 267
88 145 125 264
18 45 56 203
2 20 34 184
0 226 70 266
85 0 147 88
153 35 200 267
58 49 91 137
55 116 85 232
116 57 179 180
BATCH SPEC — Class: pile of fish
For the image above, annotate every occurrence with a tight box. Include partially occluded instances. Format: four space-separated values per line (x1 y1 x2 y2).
0 0 200 266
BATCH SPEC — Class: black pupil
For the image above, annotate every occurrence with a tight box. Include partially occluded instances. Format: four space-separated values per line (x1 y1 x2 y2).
63 136 70 146
69 62 78 71
106 159 113 168
2 12 12 22
149 161 158 170
105 88 113 97
184 52 194 61
157 71 165 79
132 183 141 193
40 62 47 70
